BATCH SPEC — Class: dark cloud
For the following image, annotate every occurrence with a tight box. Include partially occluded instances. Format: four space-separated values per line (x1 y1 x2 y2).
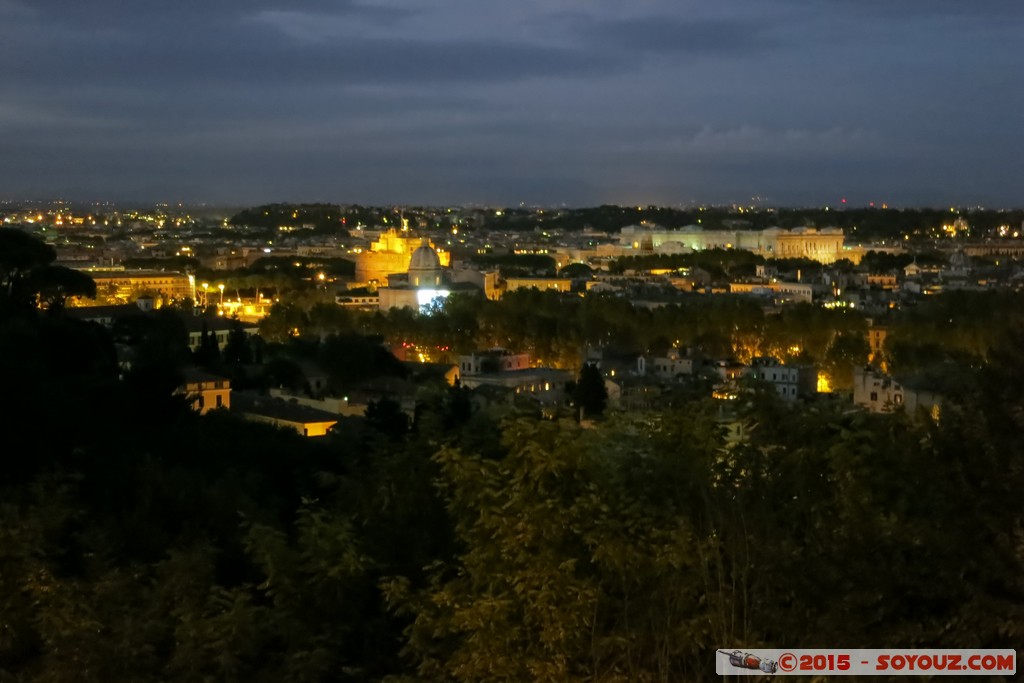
833 0 1023 21
29 0 402 23
0 0 1022 205
1 28 621 89
576 16 779 56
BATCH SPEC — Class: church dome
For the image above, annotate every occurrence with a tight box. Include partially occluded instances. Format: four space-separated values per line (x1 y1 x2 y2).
409 239 441 272
408 238 442 287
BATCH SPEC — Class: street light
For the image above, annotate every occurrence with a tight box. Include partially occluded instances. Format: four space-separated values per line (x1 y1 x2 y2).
218 283 225 305
201 282 209 307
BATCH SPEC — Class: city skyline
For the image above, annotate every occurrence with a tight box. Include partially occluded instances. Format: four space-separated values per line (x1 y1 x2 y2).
2 0 1022 207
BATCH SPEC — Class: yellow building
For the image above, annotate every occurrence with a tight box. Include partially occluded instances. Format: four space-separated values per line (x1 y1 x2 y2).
501 278 602 296
867 274 897 289
503 277 573 294
177 370 231 415
78 269 194 305
355 230 450 283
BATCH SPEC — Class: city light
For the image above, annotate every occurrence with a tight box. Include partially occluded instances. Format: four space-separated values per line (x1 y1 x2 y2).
416 289 450 312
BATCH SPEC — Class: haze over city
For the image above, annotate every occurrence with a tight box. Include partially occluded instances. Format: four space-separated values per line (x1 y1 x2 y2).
2 0 1022 207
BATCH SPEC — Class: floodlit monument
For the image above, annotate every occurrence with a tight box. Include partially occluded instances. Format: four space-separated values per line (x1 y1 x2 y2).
355 229 450 284
617 225 847 264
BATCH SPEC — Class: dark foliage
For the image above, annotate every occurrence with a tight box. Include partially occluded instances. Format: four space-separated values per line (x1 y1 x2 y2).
2 230 1022 682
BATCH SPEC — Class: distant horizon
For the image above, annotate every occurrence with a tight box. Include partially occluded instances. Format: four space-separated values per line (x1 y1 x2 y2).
3 197 1023 213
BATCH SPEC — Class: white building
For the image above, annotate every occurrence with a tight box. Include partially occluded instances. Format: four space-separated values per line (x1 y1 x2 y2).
459 349 530 375
617 225 846 264
852 366 942 417
638 348 695 379
377 239 452 311
750 358 815 401
457 349 568 404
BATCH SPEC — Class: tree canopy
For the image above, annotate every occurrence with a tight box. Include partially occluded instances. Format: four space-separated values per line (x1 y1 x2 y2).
3 229 1023 681
0 228 95 311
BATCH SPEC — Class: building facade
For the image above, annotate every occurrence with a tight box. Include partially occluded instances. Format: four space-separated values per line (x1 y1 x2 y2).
355 230 451 284
617 225 847 264
639 348 695 379
178 370 231 415
751 358 815 401
77 269 194 305
852 366 941 417
376 239 455 311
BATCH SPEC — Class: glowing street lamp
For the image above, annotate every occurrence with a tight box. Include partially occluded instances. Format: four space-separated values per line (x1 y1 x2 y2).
201 282 209 307
218 283 225 305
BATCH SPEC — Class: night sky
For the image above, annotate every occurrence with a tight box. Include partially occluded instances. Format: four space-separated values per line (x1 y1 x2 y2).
2 0 1021 207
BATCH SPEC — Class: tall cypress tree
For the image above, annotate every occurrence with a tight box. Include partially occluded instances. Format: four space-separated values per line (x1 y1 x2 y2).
573 362 608 420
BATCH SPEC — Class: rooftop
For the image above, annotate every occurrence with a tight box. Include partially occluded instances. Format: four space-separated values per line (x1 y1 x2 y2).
232 392 340 425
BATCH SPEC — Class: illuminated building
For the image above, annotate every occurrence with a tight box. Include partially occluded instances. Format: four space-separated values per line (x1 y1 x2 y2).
617 225 847 264
217 297 273 323
503 277 573 294
961 240 1024 258
408 238 444 287
867 325 888 366
728 280 815 303
335 292 380 310
941 216 969 237
76 269 194 305
177 369 231 415
377 239 459 311
867 274 898 289
354 229 451 284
